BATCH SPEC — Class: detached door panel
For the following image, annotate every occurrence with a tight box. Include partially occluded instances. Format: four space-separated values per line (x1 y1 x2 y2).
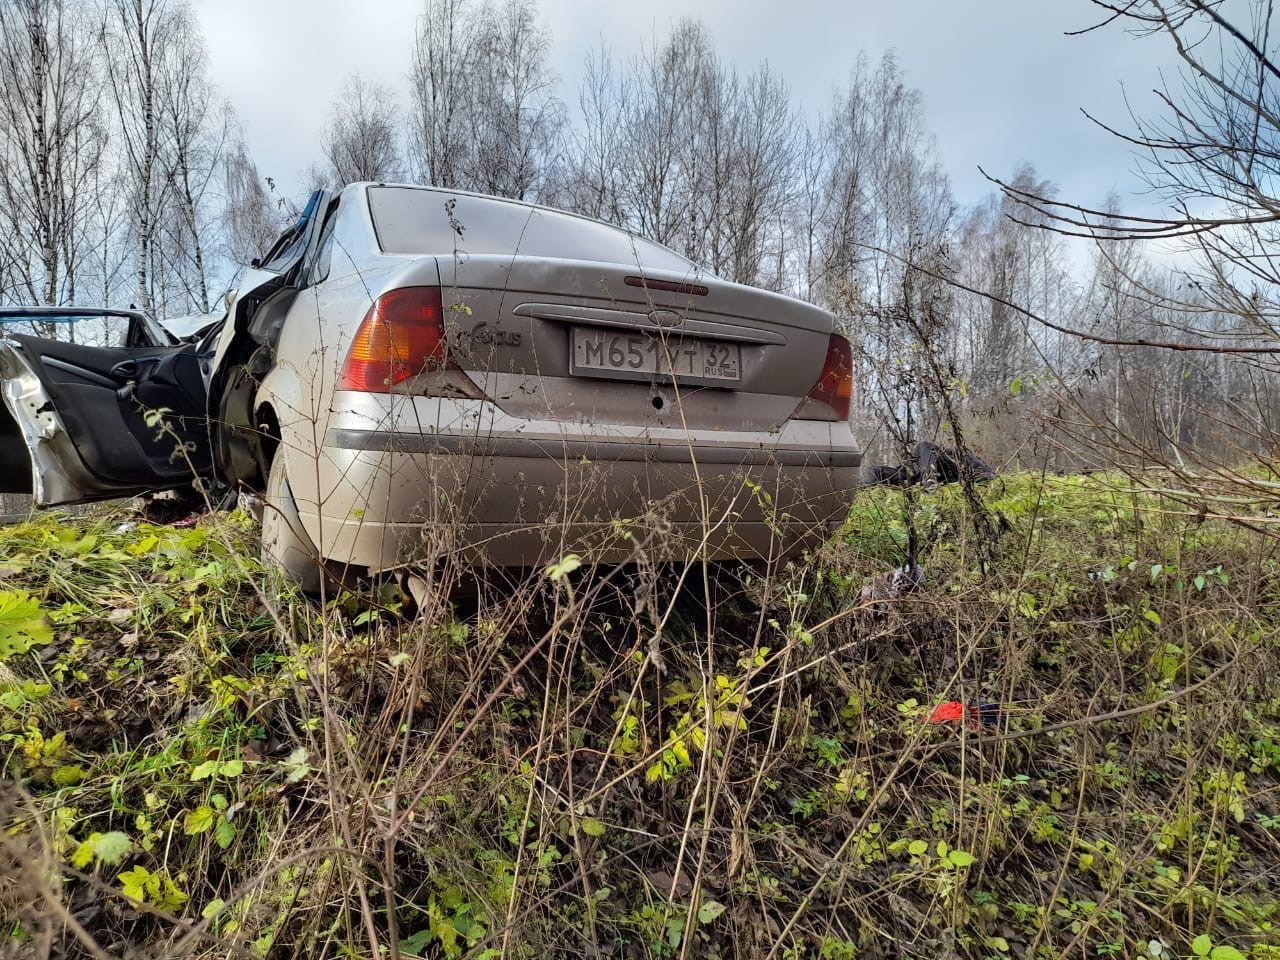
6 334 211 501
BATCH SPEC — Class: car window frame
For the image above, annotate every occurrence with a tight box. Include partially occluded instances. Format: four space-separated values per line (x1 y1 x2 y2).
303 199 341 287
0 307 174 349
258 190 325 274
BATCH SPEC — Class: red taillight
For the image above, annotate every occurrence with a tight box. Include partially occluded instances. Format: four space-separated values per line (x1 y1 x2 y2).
337 287 448 392
804 333 853 421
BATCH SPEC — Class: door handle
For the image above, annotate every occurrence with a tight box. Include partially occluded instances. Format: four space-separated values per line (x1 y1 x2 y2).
110 360 140 380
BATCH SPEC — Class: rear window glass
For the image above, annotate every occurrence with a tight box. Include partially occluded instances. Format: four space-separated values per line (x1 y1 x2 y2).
368 186 696 272
0 313 133 347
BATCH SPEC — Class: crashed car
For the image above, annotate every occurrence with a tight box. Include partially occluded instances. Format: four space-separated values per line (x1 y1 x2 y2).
0 184 861 588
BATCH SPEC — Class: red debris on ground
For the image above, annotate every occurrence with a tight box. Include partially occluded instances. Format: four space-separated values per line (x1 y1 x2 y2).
926 700 1005 732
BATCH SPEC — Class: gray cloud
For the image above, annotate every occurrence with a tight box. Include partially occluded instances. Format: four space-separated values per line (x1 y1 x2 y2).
192 0 1186 212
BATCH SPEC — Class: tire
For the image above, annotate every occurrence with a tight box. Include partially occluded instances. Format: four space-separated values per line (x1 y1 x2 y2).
260 456 324 595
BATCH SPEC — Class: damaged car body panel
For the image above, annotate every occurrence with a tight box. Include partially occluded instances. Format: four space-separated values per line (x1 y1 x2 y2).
0 352 86 503
208 188 335 492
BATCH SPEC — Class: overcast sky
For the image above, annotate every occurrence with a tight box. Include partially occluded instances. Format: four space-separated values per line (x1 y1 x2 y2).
191 0 1184 214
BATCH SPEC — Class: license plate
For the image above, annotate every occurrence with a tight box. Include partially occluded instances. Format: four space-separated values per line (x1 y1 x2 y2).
571 328 741 383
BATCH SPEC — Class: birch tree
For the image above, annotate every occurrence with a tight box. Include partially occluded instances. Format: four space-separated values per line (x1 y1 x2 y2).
408 0 473 189
409 0 564 199
103 0 232 317
462 0 563 199
221 140 279 267
996 1 1280 473
0 0 104 306
322 74 401 185
102 0 174 314
559 45 627 222
155 10 229 313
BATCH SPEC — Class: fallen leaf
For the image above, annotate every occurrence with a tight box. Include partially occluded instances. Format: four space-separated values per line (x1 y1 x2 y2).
697 900 726 924
645 868 694 898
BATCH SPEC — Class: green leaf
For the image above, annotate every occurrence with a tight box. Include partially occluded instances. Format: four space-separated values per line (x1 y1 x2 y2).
666 915 685 949
125 534 159 557
1191 935 1212 957
0 591 53 661
1143 609 1162 626
1010 376 1022 396
201 898 225 920
1209 947 1246 960
399 930 433 956
1193 574 1207 591
119 865 152 902
52 764 87 786
282 747 312 785
152 874 189 913
214 820 236 850
184 806 215 835
579 817 606 837
947 849 978 867
546 554 582 582
70 838 95 869
92 831 133 865
697 900 726 925
190 757 243 781
907 839 929 856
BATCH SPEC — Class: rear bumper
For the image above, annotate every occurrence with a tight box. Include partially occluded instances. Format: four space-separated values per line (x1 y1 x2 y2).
290 425 859 571
323 428 861 468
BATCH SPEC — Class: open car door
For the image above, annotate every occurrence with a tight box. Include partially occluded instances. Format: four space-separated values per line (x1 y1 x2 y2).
0 191 336 506
0 333 213 505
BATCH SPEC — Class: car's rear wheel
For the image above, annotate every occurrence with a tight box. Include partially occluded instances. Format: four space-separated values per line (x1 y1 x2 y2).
260 456 324 594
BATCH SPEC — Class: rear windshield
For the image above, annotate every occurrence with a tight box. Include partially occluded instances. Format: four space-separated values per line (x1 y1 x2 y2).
368 186 697 272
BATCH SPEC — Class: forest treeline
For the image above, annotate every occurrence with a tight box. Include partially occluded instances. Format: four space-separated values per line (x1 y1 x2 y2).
2 0 1276 470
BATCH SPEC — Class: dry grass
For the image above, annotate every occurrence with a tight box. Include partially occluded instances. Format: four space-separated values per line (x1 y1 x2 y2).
2 473 1280 959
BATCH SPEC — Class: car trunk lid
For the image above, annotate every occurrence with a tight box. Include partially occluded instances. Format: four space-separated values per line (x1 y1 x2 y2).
428 254 834 432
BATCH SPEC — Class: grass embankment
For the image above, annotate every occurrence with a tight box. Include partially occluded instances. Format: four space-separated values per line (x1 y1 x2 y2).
3 474 1280 959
